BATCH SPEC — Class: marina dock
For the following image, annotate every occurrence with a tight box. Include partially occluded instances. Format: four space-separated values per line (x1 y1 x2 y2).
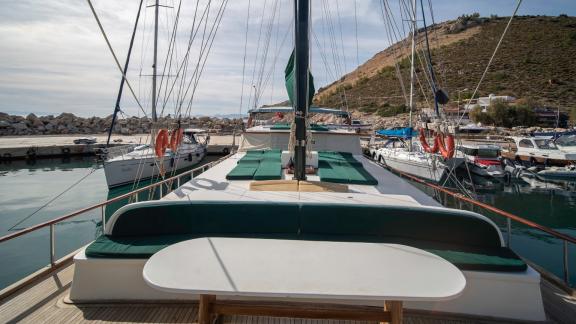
0 134 238 160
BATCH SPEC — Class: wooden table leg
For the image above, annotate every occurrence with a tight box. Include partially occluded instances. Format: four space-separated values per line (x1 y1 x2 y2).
199 294 216 324
384 301 403 324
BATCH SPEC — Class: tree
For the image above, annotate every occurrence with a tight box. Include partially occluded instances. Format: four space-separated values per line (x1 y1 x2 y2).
469 106 493 125
513 105 537 127
487 100 515 127
570 107 576 126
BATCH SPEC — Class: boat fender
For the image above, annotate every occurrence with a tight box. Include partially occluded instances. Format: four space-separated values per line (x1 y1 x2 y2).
169 128 184 152
155 129 169 158
419 128 439 153
26 148 37 158
437 133 455 159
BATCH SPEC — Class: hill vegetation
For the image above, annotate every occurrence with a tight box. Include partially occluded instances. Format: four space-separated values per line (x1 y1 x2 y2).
315 14 576 118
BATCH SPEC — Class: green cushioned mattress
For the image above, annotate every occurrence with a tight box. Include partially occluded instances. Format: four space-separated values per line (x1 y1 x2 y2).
226 149 283 180
85 234 525 272
317 152 378 185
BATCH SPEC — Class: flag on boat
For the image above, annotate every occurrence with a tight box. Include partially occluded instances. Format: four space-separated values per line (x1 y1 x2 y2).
284 50 315 106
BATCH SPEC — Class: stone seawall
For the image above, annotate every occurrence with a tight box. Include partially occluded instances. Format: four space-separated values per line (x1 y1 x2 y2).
0 112 243 136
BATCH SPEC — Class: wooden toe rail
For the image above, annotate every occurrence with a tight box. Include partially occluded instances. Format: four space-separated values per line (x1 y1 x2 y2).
198 294 402 324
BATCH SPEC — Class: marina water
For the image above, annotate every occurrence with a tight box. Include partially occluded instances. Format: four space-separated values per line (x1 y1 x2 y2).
0 157 575 290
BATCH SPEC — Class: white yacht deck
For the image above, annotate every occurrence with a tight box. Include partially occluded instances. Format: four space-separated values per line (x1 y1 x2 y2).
1 263 575 324
163 152 440 207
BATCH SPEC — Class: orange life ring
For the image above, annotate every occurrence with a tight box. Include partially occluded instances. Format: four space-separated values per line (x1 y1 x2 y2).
155 129 169 158
437 133 455 159
169 128 184 152
419 128 439 153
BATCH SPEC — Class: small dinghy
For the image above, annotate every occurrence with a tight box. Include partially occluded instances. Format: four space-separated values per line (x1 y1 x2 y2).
537 165 576 180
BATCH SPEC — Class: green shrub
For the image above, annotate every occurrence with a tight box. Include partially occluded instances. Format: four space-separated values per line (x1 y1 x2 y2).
376 104 407 117
570 107 576 125
469 106 493 125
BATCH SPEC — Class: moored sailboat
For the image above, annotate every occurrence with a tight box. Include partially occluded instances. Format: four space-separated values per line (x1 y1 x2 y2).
1 1 562 323
66 1 545 321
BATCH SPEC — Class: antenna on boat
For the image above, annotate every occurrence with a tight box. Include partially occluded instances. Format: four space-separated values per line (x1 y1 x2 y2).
293 0 310 181
408 0 417 151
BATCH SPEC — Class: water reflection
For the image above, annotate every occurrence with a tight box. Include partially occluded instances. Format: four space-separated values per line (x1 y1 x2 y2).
413 177 576 283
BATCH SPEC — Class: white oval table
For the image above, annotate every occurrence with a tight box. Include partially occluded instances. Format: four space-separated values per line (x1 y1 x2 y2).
143 237 466 324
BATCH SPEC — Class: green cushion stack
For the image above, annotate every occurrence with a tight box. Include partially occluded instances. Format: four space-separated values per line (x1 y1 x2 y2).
317 152 378 185
226 149 283 180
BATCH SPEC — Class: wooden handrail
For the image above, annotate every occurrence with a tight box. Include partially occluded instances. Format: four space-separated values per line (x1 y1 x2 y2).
0 154 230 244
395 169 576 245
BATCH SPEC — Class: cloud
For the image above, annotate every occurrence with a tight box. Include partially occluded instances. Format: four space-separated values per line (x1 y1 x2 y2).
0 0 575 117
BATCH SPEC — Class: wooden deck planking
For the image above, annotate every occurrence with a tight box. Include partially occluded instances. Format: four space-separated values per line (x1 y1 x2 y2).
1 263 574 324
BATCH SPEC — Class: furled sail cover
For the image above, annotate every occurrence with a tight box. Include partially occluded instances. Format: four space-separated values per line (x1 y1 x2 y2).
284 50 315 107
376 127 417 139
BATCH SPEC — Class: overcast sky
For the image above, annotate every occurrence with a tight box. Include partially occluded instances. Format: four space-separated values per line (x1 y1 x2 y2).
0 0 575 118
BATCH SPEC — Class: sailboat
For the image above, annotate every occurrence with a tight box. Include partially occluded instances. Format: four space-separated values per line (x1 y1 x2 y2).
67 1 544 321
101 0 208 189
103 129 208 188
371 1 462 183
0 1 552 323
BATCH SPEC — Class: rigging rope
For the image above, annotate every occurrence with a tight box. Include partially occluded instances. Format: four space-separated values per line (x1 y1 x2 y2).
456 0 523 125
238 0 252 117
85 0 147 117
8 167 98 231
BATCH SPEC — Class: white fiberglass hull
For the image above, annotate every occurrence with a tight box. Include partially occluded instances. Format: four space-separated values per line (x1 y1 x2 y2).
104 144 206 188
384 155 446 182
376 148 446 182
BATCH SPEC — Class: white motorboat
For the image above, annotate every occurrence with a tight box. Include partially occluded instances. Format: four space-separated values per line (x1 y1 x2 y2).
456 144 505 178
555 134 576 153
501 136 576 166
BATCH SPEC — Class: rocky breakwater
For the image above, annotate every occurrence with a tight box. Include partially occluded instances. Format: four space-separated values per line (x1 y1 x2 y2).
0 112 243 136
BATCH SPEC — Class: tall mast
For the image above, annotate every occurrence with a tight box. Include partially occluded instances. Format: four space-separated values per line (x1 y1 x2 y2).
107 0 145 147
407 0 417 150
293 0 310 180
151 0 159 122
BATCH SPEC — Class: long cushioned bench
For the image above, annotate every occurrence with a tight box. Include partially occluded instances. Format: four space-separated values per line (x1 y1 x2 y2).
86 201 526 272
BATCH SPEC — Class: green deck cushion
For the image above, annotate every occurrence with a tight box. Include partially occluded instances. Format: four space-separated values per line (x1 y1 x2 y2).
270 123 291 130
90 201 526 272
226 149 282 180
269 124 328 131
317 153 378 185
299 204 502 248
428 247 526 272
85 234 526 272
253 166 282 180
225 165 258 180
111 202 300 236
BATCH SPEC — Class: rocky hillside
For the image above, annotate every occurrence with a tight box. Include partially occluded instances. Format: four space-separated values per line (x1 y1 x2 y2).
0 112 242 136
316 14 576 115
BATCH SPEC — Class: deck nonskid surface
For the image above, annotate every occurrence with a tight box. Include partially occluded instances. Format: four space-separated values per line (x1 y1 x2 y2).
2 264 574 323
163 152 440 207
